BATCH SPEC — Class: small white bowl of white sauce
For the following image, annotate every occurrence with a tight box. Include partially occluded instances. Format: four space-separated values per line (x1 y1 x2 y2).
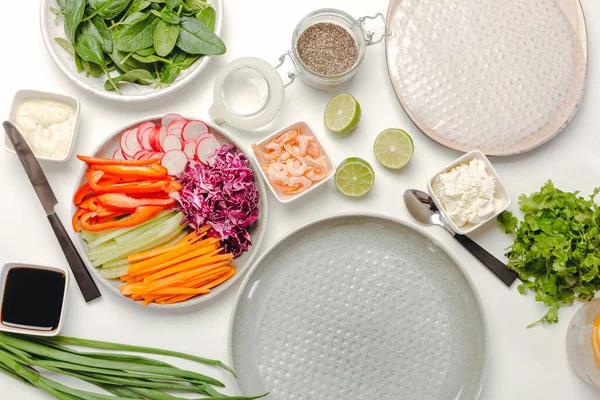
4 90 80 162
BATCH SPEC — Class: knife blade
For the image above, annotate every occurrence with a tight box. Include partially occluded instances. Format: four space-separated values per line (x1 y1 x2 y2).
3 121 101 303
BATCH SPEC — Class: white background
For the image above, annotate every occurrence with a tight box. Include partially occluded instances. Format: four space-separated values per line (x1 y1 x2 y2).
0 0 599 399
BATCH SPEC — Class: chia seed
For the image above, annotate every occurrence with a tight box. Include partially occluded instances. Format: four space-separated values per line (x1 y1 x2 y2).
297 22 358 75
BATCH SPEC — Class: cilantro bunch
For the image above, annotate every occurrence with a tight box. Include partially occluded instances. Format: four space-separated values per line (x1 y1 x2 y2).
498 180 600 327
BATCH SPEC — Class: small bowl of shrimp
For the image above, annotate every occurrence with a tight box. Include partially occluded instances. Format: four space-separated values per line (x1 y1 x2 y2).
251 121 335 203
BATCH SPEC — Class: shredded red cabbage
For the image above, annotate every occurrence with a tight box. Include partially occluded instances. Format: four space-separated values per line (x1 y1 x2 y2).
176 145 260 257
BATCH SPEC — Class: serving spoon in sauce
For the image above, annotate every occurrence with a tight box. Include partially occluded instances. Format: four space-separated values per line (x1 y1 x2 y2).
404 189 517 287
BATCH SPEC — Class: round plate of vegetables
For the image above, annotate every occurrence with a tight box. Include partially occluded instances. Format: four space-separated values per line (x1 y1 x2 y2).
40 0 225 102
71 114 267 307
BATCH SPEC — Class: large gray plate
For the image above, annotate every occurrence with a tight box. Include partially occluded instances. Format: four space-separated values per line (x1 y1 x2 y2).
229 214 487 399
72 115 268 308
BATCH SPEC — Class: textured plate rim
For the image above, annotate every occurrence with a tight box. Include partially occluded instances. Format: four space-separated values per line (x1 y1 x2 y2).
384 0 589 156
71 114 268 308
227 212 488 398
39 0 223 103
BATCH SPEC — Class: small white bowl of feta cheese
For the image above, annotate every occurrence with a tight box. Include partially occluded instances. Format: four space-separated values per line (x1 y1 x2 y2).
427 150 511 235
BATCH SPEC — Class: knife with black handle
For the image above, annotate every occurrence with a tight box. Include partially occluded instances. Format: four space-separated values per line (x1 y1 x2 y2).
3 121 101 303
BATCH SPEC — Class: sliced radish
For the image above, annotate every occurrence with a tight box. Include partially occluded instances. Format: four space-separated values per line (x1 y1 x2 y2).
161 113 183 127
137 121 156 135
161 150 188 175
181 121 209 141
123 129 142 158
120 129 135 157
156 126 168 151
139 127 156 151
167 120 185 138
196 136 221 165
112 149 124 160
182 140 197 159
133 150 152 160
161 135 182 152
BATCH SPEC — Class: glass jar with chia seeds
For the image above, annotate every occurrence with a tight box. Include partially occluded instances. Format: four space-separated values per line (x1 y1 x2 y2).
209 8 391 130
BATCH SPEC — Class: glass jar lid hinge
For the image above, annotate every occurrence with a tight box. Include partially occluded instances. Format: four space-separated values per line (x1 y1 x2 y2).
358 12 392 46
275 52 302 88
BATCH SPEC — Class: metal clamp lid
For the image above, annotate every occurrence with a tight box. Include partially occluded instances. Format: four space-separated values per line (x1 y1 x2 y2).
358 12 392 46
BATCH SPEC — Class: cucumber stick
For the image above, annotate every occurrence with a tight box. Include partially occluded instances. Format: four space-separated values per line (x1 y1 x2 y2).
87 211 173 248
90 213 185 267
113 212 175 246
99 264 129 279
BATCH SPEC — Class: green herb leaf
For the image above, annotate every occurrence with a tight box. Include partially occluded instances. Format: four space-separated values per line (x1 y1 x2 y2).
136 47 155 56
131 53 171 63
81 16 113 53
104 68 155 90
57 0 66 8
176 16 225 55
122 0 150 18
89 0 131 20
500 180 600 326
117 14 159 52
165 0 181 10
197 6 215 31
160 63 181 85
54 37 75 56
64 0 86 43
75 34 106 65
152 9 180 24
154 20 180 56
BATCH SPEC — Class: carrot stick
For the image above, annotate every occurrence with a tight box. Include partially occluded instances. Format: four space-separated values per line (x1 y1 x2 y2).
198 269 236 290
133 245 221 279
142 265 231 294
150 287 210 295
171 262 232 288
120 274 131 282
127 238 220 275
143 253 232 284
157 294 196 304
127 231 207 263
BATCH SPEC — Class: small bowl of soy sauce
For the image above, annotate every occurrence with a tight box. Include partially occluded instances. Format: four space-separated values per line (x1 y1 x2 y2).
0 263 69 336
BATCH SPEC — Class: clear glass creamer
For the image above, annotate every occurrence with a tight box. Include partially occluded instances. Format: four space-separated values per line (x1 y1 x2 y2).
567 299 600 390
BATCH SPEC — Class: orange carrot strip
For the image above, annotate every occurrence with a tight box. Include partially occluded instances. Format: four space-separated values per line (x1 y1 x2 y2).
150 287 210 295
127 231 207 263
157 294 196 304
198 269 236 290
128 238 219 276
142 265 231 294
134 245 221 280
143 253 232 284
120 274 131 282
172 261 232 288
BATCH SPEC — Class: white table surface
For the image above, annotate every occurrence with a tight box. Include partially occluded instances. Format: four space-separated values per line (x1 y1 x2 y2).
1 0 599 399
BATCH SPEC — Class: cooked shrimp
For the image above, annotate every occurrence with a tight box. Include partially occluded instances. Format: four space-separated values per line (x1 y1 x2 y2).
252 143 281 161
279 150 292 161
266 162 287 183
305 165 328 181
307 139 320 158
275 129 298 144
285 159 307 176
283 176 312 194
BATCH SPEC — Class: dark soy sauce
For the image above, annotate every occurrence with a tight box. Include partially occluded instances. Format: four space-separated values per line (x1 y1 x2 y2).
1 267 66 331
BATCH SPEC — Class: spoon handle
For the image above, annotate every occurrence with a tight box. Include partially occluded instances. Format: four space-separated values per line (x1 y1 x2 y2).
453 234 518 287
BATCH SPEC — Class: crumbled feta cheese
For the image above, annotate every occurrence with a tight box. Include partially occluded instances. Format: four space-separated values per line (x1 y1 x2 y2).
432 158 497 228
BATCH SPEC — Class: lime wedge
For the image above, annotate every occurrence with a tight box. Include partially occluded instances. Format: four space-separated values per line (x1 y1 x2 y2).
324 93 361 133
334 157 375 197
373 128 414 169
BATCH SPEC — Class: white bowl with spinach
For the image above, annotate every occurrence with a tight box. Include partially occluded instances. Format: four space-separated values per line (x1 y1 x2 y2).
40 0 224 102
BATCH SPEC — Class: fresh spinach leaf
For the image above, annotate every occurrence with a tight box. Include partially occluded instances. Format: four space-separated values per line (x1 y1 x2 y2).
176 16 225 55
170 50 187 64
165 0 180 10
82 16 113 53
104 68 154 90
160 63 181 85
122 0 150 18
122 11 148 24
74 53 84 73
64 0 86 43
54 37 75 55
132 53 171 63
181 0 206 13
136 47 155 56
154 20 180 56
117 15 159 52
151 9 180 24
57 0 66 8
89 0 131 20
179 53 199 69
75 34 106 65
197 6 214 31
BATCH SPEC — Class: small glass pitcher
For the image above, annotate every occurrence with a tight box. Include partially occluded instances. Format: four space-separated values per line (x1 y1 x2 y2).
209 8 391 130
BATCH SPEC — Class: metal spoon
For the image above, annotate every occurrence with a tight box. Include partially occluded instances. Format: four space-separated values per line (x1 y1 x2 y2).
404 189 517 287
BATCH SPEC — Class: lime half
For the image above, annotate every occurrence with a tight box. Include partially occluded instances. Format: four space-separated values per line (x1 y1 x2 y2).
334 157 375 197
373 129 414 169
324 93 361 133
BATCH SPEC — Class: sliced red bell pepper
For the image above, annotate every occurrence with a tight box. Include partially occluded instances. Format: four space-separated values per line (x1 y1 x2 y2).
164 180 183 194
149 163 168 175
72 209 85 232
87 170 170 194
73 183 93 205
97 212 129 224
77 155 160 166
97 193 175 211
79 195 99 211
79 206 165 232
95 204 121 218
91 164 167 179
